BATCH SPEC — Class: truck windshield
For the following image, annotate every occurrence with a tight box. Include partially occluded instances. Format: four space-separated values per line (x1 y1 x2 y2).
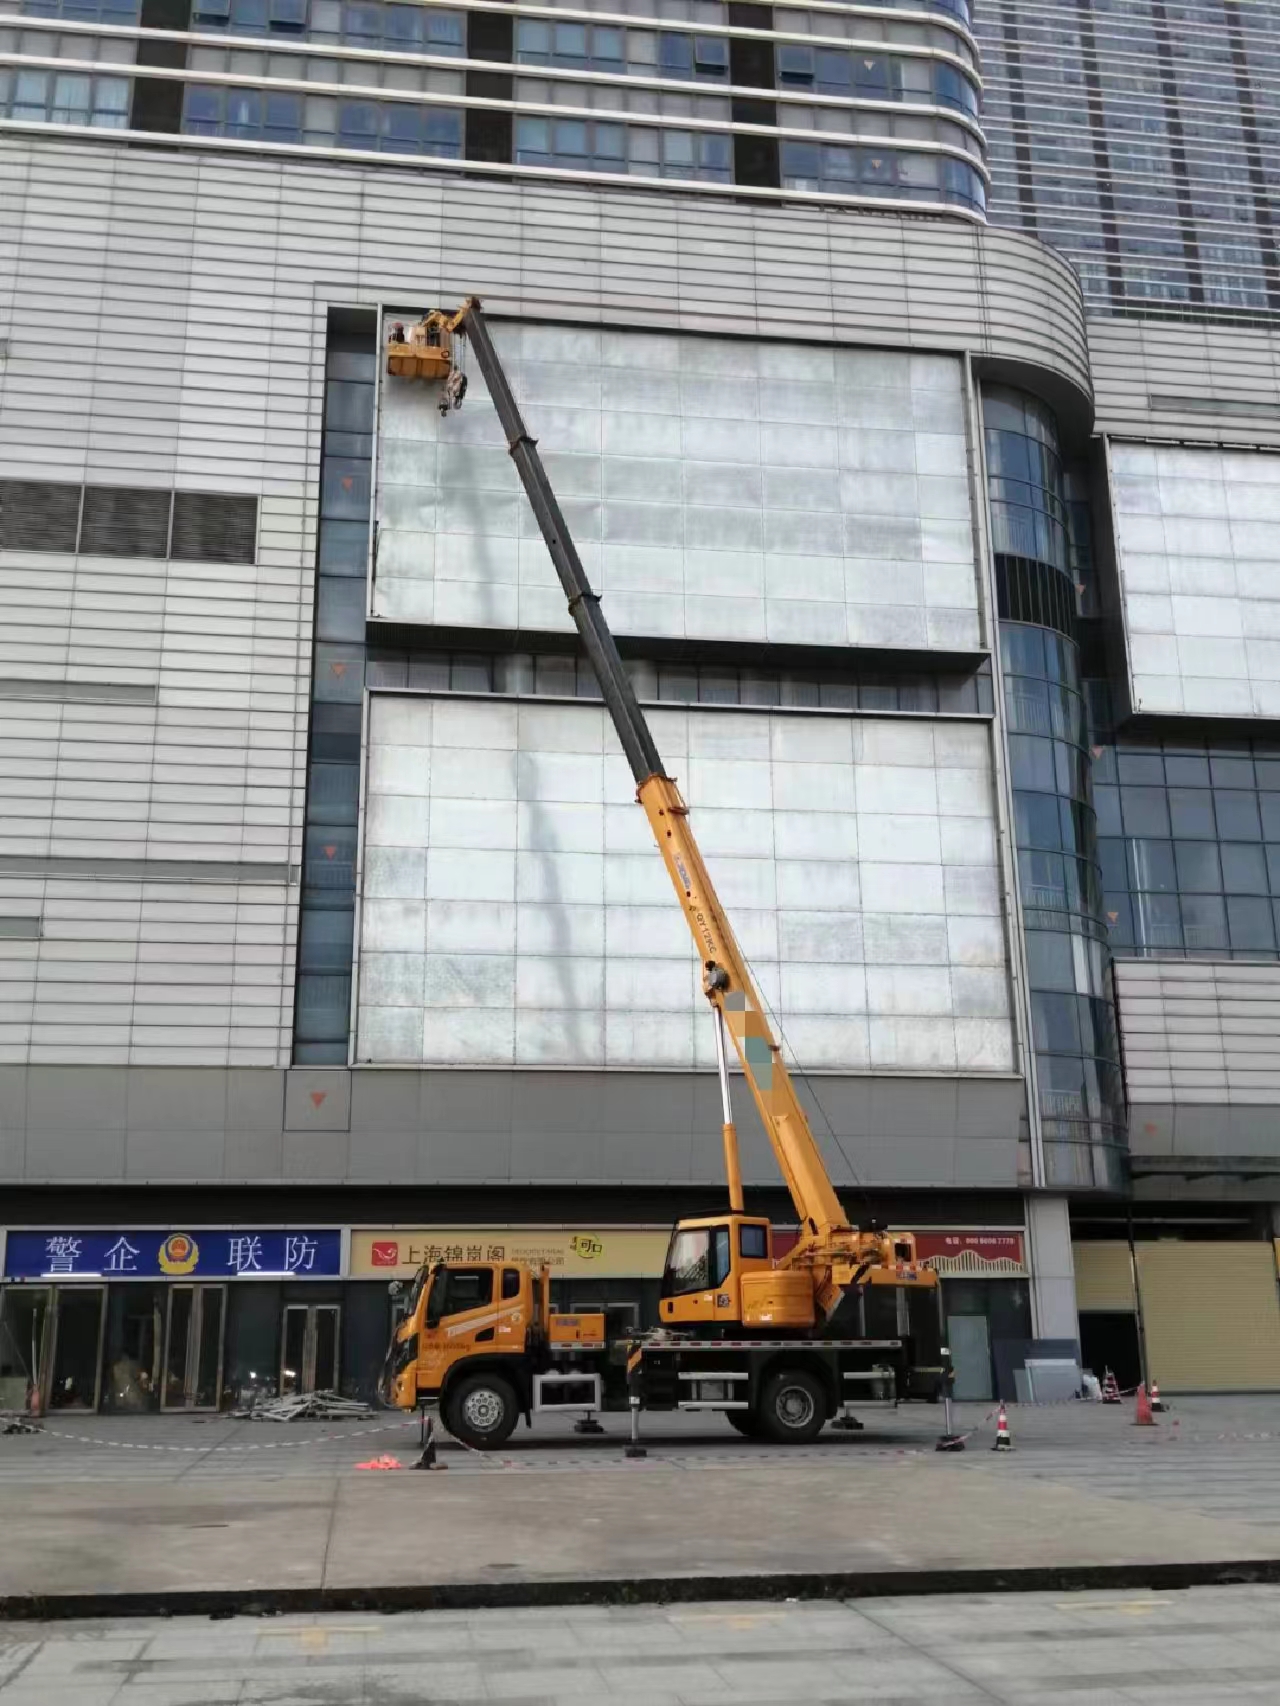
661 1226 731 1296
405 1264 432 1319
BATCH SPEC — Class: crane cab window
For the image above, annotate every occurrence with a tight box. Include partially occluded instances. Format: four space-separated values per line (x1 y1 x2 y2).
501 1268 521 1300
739 1223 769 1260
662 1225 732 1297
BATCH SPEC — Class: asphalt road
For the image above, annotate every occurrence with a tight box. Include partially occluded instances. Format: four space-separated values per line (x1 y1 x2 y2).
3 1586 1280 1704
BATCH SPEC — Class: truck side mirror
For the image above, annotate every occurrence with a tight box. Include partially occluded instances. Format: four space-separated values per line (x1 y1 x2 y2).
387 1281 402 1298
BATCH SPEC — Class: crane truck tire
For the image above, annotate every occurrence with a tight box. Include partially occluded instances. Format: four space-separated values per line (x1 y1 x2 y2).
757 1368 828 1444
443 1372 519 1449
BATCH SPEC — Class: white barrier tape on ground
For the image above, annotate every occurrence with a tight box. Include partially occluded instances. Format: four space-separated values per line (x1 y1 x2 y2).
1 1416 425 1455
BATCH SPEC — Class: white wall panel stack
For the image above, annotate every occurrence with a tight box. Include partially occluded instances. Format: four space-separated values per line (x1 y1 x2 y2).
1110 442 1280 718
1116 960 1280 1106
375 323 981 653
0 135 1083 1079
358 696 1014 1075
0 147 318 1069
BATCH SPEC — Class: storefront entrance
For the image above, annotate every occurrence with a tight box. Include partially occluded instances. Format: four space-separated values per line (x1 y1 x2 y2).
0 1286 106 1412
163 1286 226 1410
280 1304 340 1396
947 1313 993 1401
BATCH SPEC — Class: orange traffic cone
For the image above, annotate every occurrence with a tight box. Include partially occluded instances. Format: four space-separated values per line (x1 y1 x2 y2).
1150 1380 1165 1413
991 1403 1013 1451
1101 1369 1121 1404
1133 1383 1155 1427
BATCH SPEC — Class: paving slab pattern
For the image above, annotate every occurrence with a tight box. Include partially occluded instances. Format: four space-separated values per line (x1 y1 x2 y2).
1 1397 1279 1600
5 1587 1280 1703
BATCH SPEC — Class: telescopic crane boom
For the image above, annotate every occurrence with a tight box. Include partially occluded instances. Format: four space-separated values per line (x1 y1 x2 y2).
396 298 933 1325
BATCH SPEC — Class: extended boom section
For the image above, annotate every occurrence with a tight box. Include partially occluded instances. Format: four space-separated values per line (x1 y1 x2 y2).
444 298 929 1319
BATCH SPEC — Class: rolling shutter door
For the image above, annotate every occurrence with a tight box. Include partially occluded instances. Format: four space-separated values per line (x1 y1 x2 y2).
1139 1244 1280 1394
1072 1243 1134 1312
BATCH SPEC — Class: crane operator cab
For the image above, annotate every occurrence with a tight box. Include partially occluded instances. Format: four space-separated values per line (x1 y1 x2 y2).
660 1214 816 1331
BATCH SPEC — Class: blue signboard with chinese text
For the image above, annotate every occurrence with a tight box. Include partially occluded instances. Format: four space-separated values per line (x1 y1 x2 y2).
3 1230 341 1281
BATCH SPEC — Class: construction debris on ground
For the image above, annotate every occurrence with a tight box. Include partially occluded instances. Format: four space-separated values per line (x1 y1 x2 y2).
231 1391 376 1422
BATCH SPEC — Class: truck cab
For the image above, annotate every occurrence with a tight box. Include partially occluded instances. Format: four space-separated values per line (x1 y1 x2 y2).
659 1214 816 1332
383 1258 609 1447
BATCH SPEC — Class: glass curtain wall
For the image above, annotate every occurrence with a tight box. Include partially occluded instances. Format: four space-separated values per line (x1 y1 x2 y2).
984 386 1126 1192
292 311 375 1064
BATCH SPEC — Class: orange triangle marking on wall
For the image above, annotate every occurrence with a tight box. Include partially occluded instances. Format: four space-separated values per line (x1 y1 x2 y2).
310 1091 327 1109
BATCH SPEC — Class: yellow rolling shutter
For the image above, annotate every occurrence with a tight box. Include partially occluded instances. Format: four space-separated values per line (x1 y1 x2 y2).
1139 1243 1280 1393
1072 1242 1135 1312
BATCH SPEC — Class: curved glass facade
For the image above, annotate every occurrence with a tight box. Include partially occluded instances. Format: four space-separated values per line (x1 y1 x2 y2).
984 386 1127 1192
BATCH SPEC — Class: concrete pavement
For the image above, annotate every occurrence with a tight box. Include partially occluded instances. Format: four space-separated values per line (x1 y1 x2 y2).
2 1398 1280 1611
4 1587 1280 1703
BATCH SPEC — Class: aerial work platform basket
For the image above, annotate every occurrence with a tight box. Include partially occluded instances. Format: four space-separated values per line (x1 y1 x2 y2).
386 311 454 381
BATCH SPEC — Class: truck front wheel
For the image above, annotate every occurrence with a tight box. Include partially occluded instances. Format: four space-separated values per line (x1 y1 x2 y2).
444 1372 519 1449
758 1369 827 1444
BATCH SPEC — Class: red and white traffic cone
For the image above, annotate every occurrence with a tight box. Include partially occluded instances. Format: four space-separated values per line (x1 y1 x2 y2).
1101 1369 1121 1404
1133 1383 1155 1427
991 1403 1013 1452
1150 1380 1165 1413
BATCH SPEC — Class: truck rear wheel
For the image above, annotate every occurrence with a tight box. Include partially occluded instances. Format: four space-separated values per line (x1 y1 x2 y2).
444 1372 519 1449
758 1369 827 1444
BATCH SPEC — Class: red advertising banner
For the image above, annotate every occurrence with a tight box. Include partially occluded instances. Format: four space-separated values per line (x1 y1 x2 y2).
771 1228 1026 1276
913 1232 1026 1275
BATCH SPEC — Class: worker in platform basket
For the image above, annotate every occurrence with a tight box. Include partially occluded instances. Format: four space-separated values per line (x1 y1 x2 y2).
389 322 406 343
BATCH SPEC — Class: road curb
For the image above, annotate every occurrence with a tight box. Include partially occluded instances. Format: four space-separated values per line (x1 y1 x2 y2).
4 1560 1280 1622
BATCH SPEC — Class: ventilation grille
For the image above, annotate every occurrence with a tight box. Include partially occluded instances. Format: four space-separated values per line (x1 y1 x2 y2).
171 491 259 564
0 679 158 704
0 479 257 564
0 481 80 552
80 486 173 558
0 915 41 939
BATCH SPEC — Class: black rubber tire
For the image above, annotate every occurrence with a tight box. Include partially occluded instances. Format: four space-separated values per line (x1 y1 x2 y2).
757 1368 828 1444
725 1410 765 1439
443 1372 519 1449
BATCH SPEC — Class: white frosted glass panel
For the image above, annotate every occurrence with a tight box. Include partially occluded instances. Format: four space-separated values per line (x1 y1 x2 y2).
357 696 1013 1072
1113 441 1280 718
375 322 979 652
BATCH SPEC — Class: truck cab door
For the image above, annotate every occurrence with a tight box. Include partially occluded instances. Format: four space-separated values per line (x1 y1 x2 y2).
421 1265 500 1388
660 1223 739 1327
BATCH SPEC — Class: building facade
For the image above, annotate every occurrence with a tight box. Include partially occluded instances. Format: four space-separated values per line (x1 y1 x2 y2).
1 0 1279 1411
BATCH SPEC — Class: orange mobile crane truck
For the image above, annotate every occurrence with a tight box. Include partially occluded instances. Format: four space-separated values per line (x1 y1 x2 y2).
381 300 949 1451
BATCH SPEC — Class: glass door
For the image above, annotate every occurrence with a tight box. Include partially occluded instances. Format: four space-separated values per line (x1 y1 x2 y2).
162 1286 227 1410
0 1288 51 1412
313 1305 339 1392
103 1286 163 1412
48 1288 106 1411
279 1304 341 1396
